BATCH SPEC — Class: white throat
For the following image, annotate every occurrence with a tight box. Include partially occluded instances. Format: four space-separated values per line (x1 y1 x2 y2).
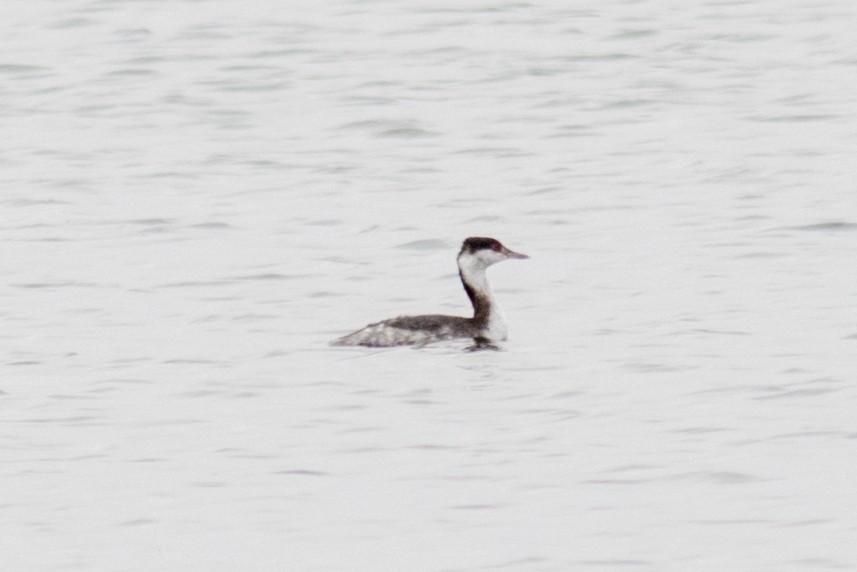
457 251 508 340
458 252 493 298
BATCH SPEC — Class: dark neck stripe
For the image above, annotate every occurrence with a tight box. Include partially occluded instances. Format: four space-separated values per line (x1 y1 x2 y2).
459 270 491 327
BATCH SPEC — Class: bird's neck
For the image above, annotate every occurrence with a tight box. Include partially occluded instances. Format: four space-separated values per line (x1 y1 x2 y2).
458 256 497 327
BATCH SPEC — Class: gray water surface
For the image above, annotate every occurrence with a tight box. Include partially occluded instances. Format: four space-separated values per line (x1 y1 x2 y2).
2 1 857 571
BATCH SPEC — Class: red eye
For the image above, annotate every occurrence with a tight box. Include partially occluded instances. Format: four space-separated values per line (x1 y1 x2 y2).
491 242 501 251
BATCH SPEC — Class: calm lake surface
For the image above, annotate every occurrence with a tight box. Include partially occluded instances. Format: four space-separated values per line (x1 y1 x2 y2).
2 1 856 570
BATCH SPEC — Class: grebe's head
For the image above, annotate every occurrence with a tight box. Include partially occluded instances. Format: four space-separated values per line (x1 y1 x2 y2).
458 237 529 268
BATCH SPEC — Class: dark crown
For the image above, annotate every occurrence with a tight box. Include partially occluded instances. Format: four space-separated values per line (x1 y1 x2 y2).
460 237 502 255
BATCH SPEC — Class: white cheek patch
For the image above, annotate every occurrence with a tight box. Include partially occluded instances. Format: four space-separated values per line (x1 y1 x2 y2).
482 249 508 266
458 252 484 275
462 249 505 270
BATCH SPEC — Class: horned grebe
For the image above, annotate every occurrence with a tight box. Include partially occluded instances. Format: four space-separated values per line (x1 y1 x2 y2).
331 237 528 347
